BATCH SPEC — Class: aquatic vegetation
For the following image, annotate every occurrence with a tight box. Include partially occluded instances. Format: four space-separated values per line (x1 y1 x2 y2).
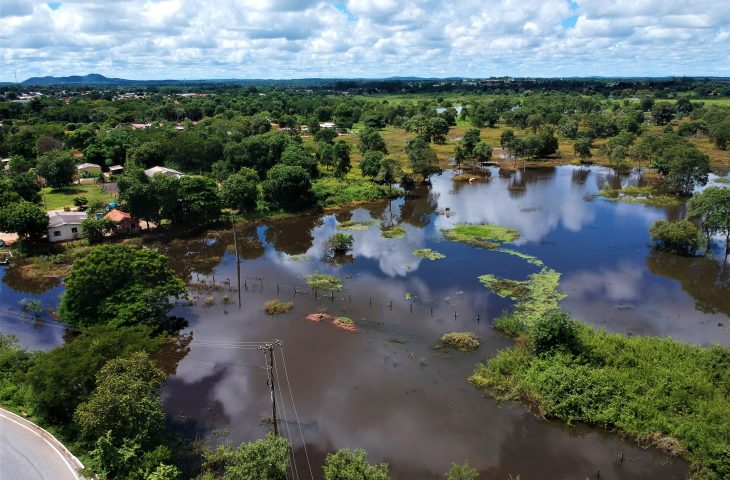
287 254 311 263
494 248 545 267
337 220 376 231
204 296 215 306
441 332 480 352
380 225 407 238
412 248 446 260
304 272 343 291
334 316 357 332
443 224 520 249
599 185 680 208
264 300 294 315
479 268 564 327
470 319 730 479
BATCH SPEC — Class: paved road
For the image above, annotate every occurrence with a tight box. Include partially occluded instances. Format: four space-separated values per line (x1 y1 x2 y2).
0 408 81 480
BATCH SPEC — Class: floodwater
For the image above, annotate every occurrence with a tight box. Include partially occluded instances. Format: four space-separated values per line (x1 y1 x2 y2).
3 165 730 479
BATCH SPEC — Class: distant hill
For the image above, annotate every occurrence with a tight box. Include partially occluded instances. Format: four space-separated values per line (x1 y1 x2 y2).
22 73 137 85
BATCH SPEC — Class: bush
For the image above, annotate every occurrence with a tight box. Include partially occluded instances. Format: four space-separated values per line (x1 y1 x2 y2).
327 232 354 255
264 300 294 315
529 311 579 356
649 220 701 255
441 332 480 352
323 448 389 480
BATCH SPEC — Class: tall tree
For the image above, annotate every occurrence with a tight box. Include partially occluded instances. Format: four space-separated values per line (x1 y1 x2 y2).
688 187 730 251
405 137 439 180
37 150 76 188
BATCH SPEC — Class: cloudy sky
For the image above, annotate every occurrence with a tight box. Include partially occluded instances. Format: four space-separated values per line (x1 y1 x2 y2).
1 0 729 81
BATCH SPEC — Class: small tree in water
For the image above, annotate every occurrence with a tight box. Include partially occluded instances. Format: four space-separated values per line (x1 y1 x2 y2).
323 448 389 480
446 462 478 480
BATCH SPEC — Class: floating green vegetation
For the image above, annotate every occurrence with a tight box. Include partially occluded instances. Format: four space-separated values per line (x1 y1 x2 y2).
443 224 520 249
264 300 294 315
713 177 730 184
413 248 446 260
380 225 407 238
494 248 545 267
479 268 564 327
333 316 357 331
337 220 376 231
304 272 343 291
599 185 680 208
441 332 480 352
469 317 730 479
287 254 311 263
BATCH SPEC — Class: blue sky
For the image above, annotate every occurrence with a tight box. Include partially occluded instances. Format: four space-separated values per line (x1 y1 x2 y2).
0 0 728 81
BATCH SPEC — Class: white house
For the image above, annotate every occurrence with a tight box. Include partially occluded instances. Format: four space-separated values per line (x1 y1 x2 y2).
47 211 88 242
144 166 184 179
319 122 336 129
1 158 9 171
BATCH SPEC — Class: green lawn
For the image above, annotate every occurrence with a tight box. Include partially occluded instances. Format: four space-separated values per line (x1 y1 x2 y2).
41 185 117 211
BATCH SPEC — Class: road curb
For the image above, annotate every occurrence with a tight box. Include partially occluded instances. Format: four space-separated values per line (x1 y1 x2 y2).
0 407 84 478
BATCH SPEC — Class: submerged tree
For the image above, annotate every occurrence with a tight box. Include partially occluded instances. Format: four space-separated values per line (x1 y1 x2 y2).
688 187 730 251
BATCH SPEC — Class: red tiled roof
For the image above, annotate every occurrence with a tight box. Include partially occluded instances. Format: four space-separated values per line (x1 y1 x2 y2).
103 209 132 223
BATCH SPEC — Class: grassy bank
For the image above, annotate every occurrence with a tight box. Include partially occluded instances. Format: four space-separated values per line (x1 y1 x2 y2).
473 265 730 479
42 185 117 211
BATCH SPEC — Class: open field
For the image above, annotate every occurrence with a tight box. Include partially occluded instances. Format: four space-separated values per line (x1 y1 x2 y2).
42 184 118 211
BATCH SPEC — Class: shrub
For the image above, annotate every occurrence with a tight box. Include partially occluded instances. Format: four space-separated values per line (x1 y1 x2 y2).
441 332 480 352
327 233 354 255
529 311 579 356
649 220 701 255
264 300 294 315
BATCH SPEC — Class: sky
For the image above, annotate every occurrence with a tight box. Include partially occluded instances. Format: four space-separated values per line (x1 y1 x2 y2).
0 0 729 81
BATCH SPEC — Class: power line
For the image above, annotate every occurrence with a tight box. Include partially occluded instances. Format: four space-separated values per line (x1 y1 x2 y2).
279 346 314 480
273 346 300 480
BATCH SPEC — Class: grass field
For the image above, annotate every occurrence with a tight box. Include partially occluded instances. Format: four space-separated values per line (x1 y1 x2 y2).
42 184 117 211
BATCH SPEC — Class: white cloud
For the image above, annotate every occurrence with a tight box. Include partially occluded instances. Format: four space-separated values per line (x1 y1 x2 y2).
0 0 727 80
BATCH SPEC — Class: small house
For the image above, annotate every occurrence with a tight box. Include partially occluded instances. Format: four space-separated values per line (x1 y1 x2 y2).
103 209 140 235
108 165 124 175
319 122 336 129
47 211 87 242
1 158 9 171
144 166 184 179
76 163 102 178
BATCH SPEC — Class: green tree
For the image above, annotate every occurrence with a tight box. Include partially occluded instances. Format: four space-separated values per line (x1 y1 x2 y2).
709 119 730 150
12 172 41 203
649 220 702 255
358 127 388 154
334 103 356 130
323 448 389 480
81 217 114 244
281 144 318 178
0 201 48 241
405 137 439 180
175 175 222 227
360 151 384 179
58 244 185 327
262 164 313 211
688 187 730 251
473 141 493 163
651 101 676 126
26 325 165 423
37 150 76 188
221 168 259 212
314 128 339 144
652 145 710 195
446 462 478 480
202 434 291 480
462 128 481 156
573 138 592 163
377 156 402 186
333 140 352 178
74 352 166 445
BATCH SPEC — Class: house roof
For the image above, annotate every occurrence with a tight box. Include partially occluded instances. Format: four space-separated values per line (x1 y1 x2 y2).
76 163 101 170
103 209 132 223
144 166 184 178
47 211 87 228
108 165 124 171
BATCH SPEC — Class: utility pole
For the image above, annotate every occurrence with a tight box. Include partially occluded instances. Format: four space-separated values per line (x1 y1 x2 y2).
261 340 282 436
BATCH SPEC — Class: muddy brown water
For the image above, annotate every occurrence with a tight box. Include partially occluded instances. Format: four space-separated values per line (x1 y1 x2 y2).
2 166 729 479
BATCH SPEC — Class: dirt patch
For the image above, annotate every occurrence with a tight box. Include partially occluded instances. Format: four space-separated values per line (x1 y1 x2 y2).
305 313 334 322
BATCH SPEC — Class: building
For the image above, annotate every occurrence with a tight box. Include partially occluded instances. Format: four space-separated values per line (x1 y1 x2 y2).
319 122 336 129
47 211 87 242
108 165 124 175
76 163 102 178
103 209 140 235
1 158 9 171
144 166 184 179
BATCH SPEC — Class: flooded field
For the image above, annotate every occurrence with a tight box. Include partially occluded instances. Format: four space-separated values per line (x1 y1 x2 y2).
3 165 729 479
